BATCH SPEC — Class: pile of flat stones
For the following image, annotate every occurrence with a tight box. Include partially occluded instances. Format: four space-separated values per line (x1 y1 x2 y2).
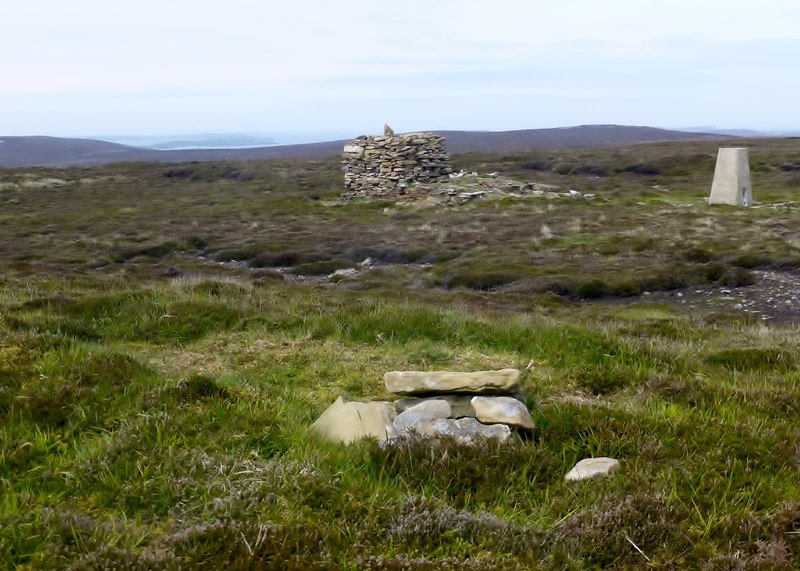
312 368 622 481
312 369 534 446
341 132 451 197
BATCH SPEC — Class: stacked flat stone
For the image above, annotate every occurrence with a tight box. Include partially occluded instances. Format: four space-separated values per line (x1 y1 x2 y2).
385 369 533 445
311 369 533 445
342 132 451 197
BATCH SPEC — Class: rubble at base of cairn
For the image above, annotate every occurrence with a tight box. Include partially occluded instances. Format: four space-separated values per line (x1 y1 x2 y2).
342 132 451 198
311 369 534 445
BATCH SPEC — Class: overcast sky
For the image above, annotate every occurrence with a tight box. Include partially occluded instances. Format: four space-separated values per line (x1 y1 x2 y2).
3 0 799 141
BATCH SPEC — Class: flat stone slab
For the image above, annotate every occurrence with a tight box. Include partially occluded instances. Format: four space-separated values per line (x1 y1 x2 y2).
395 395 476 418
429 417 511 444
384 369 520 395
390 417 511 445
393 411 434 434
402 399 452 418
342 144 365 157
311 397 396 444
393 400 451 434
471 396 534 429
564 457 620 481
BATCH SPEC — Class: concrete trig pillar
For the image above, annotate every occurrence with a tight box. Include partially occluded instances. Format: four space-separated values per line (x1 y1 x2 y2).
709 147 752 206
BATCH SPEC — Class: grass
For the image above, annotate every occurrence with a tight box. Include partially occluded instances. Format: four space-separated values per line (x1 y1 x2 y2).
1 138 800 568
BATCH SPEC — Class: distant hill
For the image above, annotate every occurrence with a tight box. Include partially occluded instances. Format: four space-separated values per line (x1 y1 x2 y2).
679 127 800 138
0 136 347 167
437 125 729 154
0 125 732 167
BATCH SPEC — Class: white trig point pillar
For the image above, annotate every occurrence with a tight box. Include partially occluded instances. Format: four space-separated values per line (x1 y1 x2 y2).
709 147 752 206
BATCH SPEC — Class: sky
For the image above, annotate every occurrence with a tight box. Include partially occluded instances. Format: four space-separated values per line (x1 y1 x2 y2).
3 0 800 143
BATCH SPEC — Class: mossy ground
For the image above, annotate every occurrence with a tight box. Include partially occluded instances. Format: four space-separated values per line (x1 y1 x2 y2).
1 138 799 569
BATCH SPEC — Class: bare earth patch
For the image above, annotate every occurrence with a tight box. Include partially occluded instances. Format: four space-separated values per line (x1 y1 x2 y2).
640 269 800 324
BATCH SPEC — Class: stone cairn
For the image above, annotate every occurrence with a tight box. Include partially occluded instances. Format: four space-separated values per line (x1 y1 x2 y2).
341 131 452 198
312 369 621 481
312 369 534 446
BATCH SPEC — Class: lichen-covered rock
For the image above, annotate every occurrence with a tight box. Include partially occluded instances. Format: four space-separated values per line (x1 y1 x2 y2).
425 417 511 444
384 369 520 396
470 396 534 430
385 417 511 445
393 400 452 434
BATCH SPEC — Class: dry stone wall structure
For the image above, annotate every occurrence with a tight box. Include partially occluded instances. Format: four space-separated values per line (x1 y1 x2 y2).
342 132 451 197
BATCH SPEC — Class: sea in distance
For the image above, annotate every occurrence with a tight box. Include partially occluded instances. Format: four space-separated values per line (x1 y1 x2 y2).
98 132 352 150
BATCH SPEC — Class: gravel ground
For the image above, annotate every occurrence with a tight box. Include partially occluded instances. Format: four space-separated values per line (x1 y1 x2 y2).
641 270 800 325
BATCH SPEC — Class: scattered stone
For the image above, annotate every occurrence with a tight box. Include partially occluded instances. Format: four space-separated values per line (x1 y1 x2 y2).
384 369 521 395
458 191 486 200
629 269 800 325
329 268 358 281
311 397 396 444
564 457 620 481
471 396 534 430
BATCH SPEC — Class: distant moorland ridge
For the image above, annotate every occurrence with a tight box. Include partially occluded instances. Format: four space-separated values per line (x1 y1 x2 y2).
0 125 733 167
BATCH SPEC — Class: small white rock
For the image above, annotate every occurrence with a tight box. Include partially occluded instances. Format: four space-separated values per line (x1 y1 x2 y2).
329 268 357 281
565 457 620 481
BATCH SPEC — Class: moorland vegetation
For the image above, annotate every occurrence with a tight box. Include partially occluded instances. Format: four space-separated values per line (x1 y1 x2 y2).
1 138 799 569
